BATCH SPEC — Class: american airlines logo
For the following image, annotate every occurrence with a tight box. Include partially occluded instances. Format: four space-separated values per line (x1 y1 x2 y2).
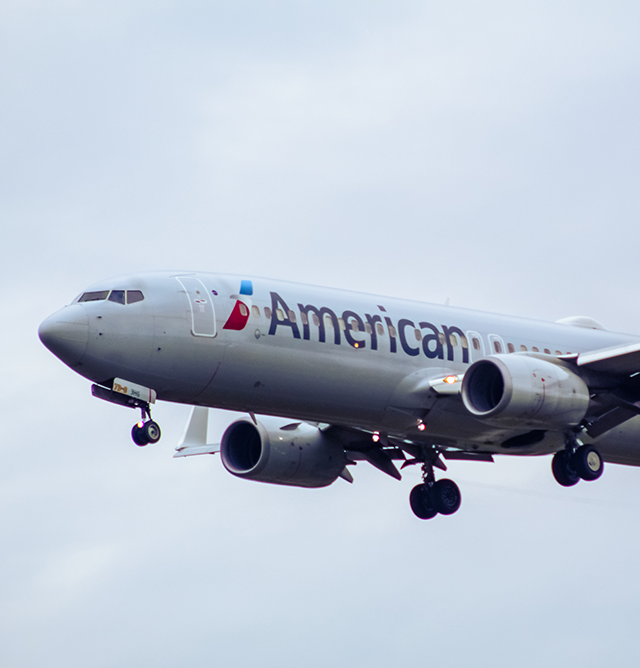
267 291 470 363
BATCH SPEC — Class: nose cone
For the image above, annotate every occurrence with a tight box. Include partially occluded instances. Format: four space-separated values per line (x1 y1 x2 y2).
39 306 89 368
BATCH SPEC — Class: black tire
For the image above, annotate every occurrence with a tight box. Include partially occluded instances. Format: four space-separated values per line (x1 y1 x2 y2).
572 445 604 481
143 420 162 444
551 450 580 487
409 483 438 519
132 423 149 446
432 479 461 515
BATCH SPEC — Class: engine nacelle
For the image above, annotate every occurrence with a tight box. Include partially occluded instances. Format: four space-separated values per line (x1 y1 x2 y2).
461 354 590 429
220 416 347 488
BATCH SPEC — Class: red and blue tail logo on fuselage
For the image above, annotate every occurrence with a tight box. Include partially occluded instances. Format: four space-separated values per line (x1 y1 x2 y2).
223 280 253 331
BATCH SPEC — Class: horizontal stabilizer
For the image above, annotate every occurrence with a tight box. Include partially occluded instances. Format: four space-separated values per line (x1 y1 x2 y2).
173 406 220 458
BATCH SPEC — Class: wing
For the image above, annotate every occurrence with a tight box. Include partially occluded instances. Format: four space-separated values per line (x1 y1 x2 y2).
559 342 640 439
566 341 640 376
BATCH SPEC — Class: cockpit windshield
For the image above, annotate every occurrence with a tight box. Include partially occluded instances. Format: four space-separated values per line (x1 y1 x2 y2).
78 290 109 302
78 289 145 304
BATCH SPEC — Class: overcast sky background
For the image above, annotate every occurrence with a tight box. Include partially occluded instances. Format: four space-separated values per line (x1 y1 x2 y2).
2 1 640 666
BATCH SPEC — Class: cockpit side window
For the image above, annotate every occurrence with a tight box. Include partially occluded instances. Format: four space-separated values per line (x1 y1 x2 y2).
79 290 109 302
78 289 144 304
127 290 144 304
109 290 126 304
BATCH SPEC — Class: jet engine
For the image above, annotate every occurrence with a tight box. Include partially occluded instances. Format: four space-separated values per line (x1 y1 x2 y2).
461 354 590 429
220 417 347 488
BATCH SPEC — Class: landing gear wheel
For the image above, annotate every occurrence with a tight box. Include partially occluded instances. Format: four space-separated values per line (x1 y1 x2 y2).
572 445 604 481
142 420 162 444
132 422 149 446
552 450 580 487
409 483 438 520
431 478 462 515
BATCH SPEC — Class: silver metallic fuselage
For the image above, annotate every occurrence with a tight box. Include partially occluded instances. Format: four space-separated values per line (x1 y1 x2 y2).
39 271 640 464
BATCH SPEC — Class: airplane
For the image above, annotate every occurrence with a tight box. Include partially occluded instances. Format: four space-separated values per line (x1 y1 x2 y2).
38 271 640 519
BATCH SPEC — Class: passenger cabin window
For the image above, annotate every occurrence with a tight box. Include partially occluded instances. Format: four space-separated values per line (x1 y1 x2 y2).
300 312 309 325
532 347 539 352
544 348 551 354
312 314 320 327
252 305 260 318
414 329 422 341
472 338 480 351
264 307 272 319
288 310 297 323
520 345 528 352
555 350 562 355
507 343 515 353
377 323 385 336
493 340 502 353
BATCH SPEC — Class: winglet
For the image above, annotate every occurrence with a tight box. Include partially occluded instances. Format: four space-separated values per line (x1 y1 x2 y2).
173 406 220 458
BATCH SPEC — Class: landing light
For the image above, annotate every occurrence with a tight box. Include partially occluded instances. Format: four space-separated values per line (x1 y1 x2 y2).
444 375 458 384
372 431 380 443
417 423 426 432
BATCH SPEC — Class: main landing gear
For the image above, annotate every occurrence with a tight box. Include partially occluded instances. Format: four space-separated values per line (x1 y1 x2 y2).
551 432 604 487
408 452 461 520
131 404 162 447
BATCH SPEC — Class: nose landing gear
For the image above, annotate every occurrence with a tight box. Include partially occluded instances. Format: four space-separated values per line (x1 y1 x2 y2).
91 380 162 447
131 406 162 447
408 451 462 520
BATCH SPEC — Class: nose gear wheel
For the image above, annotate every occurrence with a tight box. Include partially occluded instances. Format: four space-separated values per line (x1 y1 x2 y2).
131 402 162 446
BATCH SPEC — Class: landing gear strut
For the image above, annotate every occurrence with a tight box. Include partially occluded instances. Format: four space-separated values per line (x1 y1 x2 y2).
552 431 603 487
131 404 162 447
409 451 461 520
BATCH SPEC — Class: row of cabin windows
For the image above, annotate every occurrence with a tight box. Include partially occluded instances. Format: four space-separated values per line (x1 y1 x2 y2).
497 341 569 356
248 305 571 354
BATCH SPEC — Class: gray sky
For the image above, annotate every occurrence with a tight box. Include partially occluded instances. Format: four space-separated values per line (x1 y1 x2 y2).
2 1 640 666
